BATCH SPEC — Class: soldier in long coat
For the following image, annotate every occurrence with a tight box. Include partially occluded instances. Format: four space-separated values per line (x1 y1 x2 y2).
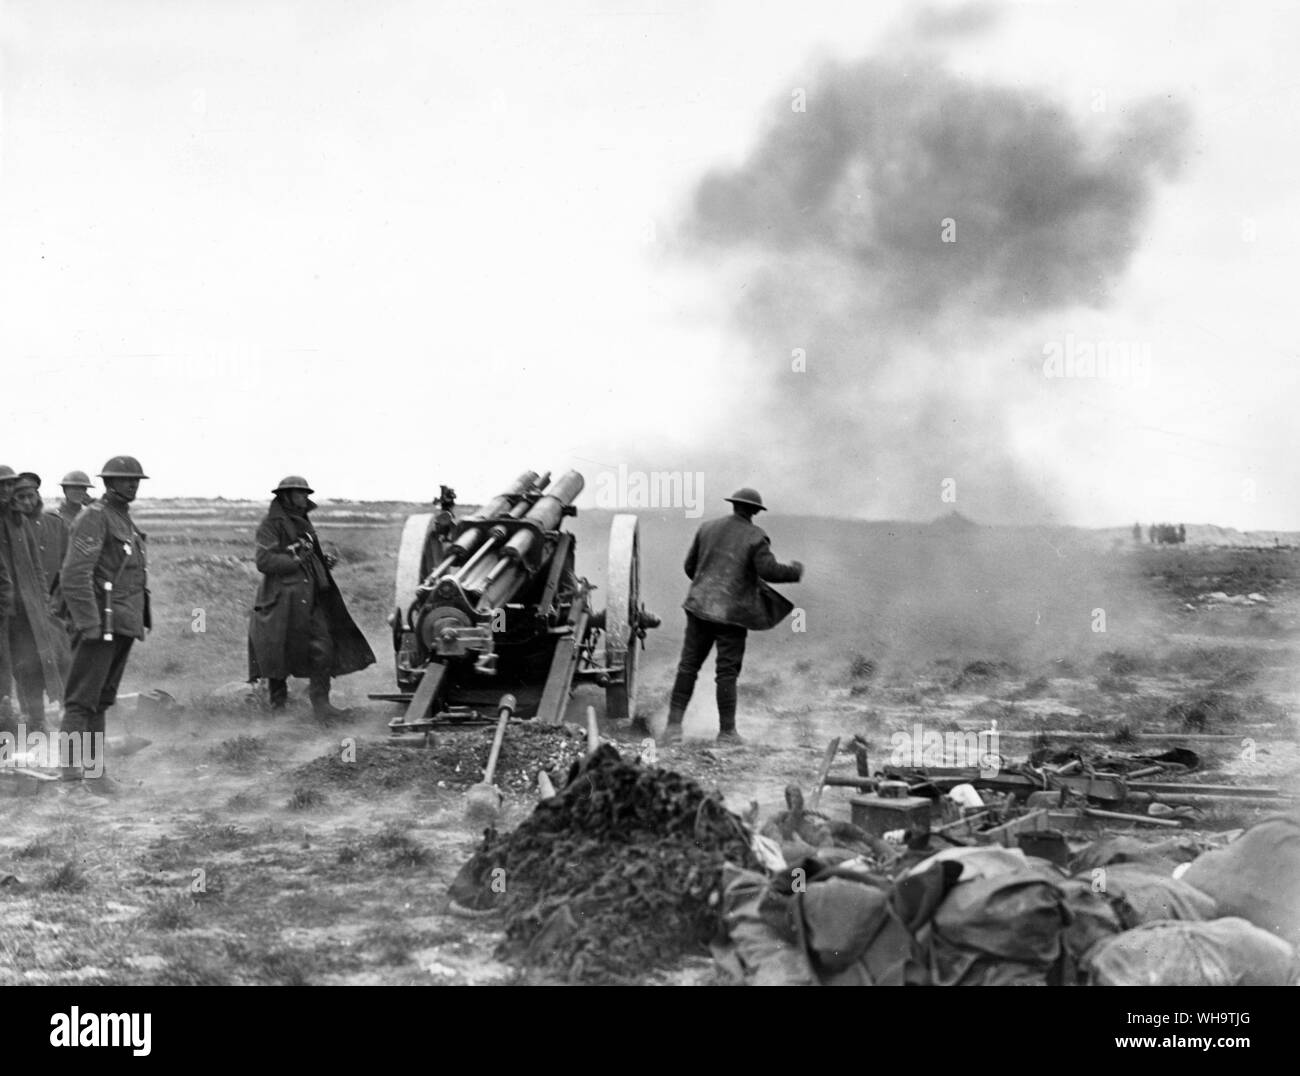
17 473 70 598
0 467 16 733
247 476 375 717
661 487 803 746
19 474 72 686
2 473 69 733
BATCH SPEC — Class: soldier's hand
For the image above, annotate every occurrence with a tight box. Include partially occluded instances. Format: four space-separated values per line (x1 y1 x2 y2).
791 560 805 580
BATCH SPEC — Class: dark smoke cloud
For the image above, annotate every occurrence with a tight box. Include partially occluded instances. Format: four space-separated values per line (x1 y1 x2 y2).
681 28 1188 523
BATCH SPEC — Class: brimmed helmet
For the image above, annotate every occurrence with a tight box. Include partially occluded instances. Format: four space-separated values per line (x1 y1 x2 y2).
724 487 766 512
99 456 149 479
273 476 315 495
61 470 93 488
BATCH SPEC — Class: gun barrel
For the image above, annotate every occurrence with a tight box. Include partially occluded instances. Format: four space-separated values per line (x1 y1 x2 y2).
414 469 584 613
444 470 538 567
479 471 584 610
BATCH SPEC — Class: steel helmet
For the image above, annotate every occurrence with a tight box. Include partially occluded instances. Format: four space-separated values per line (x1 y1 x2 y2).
60 470 93 488
0 465 17 482
273 475 315 495
724 487 766 512
99 456 150 479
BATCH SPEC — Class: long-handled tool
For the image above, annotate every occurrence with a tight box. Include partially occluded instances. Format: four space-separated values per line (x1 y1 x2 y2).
808 737 841 812
585 704 600 757
466 694 516 824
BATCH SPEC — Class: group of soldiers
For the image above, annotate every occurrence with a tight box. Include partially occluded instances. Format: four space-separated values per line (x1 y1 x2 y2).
0 462 375 803
1 460 806 799
0 457 148 800
1131 522 1187 544
0 464 98 737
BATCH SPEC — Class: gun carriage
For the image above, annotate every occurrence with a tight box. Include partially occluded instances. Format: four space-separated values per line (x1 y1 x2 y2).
373 469 659 732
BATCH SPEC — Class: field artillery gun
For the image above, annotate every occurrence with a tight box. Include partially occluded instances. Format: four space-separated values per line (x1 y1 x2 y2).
374 469 659 733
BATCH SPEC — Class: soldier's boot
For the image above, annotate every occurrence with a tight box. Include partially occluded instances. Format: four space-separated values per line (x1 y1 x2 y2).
659 703 686 746
268 679 289 712
85 720 123 794
84 773 126 795
56 764 108 807
309 676 352 720
57 784 109 807
716 681 743 745
17 681 48 735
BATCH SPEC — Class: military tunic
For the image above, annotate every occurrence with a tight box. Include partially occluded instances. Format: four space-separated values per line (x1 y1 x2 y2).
59 492 150 760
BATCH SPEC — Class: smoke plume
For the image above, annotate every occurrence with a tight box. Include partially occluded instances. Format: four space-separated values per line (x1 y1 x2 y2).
682 21 1188 523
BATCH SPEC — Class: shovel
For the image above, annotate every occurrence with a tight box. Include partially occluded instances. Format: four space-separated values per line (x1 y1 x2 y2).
466 694 516 824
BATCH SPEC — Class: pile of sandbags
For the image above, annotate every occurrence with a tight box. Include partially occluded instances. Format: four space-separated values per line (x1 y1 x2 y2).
717 846 1075 986
1086 918 1297 986
1077 809 1300 986
1179 810 1300 947
713 813 1300 986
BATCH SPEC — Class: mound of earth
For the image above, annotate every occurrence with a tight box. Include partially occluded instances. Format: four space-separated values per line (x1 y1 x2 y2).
449 744 758 983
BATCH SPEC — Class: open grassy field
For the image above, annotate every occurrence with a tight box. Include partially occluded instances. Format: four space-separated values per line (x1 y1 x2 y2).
1 501 1297 984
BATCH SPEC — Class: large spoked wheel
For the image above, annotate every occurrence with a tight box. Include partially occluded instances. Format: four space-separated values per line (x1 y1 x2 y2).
395 513 434 616
393 513 433 689
605 514 642 724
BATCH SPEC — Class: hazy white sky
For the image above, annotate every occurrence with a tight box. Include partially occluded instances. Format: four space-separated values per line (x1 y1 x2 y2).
1 0 1296 527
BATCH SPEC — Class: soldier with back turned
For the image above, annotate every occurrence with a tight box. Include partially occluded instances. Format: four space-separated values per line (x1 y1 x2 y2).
661 487 804 746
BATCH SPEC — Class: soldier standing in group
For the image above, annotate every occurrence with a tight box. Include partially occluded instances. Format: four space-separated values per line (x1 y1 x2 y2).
247 476 375 718
60 456 152 794
17 473 70 599
0 467 16 733
4 473 70 730
59 470 95 527
661 487 804 746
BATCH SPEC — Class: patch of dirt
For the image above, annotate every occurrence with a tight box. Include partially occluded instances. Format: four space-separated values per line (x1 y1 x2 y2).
290 722 592 797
